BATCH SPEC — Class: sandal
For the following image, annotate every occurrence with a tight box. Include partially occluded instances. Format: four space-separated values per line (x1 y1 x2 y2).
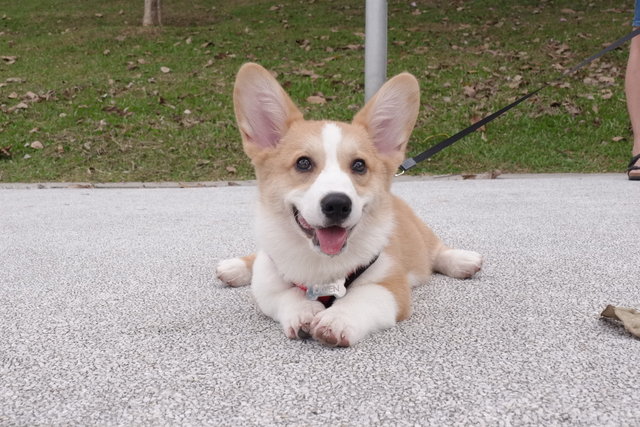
628 153 640 180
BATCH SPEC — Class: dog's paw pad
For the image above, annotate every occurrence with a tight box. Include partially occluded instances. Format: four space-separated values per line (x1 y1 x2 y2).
313 325 350 347
310 310 359 347
216 258 251 287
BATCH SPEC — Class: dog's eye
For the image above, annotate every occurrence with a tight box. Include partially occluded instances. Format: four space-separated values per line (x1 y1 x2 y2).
295 156 313 172
351 159 367 174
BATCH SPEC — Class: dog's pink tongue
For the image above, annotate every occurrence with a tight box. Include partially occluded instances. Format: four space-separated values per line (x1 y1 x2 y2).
316 226 348 255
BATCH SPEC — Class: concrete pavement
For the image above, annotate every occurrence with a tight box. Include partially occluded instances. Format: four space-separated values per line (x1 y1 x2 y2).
1 174 639 425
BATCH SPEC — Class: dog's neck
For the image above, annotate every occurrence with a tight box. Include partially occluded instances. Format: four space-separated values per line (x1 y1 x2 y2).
293 254 380 308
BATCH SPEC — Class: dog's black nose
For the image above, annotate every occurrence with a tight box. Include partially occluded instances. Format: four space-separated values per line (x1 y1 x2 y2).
321 192 352 223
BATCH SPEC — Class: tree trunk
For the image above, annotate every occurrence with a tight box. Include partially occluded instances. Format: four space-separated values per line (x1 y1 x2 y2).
143 0 162 26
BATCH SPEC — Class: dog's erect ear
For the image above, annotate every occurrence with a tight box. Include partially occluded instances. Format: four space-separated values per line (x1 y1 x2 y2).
352 73 420 165
233 63 303 153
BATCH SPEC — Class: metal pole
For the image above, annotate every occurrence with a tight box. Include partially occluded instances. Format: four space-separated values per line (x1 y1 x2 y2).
365 0 387 102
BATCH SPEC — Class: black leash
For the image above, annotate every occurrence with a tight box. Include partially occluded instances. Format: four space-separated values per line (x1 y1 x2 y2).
398 27 640 175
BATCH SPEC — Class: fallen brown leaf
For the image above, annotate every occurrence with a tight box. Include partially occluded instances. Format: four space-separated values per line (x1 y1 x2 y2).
463 85 476 98
598 76 615 85
297 69 321 80
307 95 326 105
600 89 613 99
601 305 640 338
1 55 17 64
181 117 202 128
30 141 44 149
296 39 311 50
563 101 581 116
102 105 133 117
340 44 364 51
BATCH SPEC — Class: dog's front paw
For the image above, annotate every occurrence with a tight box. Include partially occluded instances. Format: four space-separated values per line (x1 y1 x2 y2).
310 308 364 347
216 257 252 287
280 300 326 340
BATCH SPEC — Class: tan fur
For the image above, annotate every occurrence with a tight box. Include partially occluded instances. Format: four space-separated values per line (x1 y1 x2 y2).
380 196 444 320
241 254 256 271
219 63 482 346
233 64 440 318
376 268 412 321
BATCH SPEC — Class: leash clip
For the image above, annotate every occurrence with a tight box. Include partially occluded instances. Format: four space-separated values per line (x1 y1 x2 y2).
396 158 417 176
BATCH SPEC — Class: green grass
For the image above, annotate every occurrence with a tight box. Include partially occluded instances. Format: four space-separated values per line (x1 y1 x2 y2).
0 0 636 182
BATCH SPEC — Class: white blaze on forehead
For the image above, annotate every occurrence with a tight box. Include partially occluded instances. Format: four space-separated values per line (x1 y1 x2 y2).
318 123 354 194
321 122 343 164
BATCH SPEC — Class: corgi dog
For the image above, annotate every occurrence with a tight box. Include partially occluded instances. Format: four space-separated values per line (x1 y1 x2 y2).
216 63 482 347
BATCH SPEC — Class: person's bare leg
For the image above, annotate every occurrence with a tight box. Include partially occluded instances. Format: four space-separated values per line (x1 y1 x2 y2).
625 31 640 178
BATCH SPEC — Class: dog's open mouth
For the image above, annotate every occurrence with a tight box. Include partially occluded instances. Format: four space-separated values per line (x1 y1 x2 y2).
293 208 349 256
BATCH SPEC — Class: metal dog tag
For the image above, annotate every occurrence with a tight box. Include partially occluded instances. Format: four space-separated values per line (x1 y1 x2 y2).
305 278 347 300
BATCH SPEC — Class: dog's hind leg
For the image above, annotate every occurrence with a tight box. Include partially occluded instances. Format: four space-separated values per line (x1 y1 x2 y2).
433 246 482 279
216 254 255 287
